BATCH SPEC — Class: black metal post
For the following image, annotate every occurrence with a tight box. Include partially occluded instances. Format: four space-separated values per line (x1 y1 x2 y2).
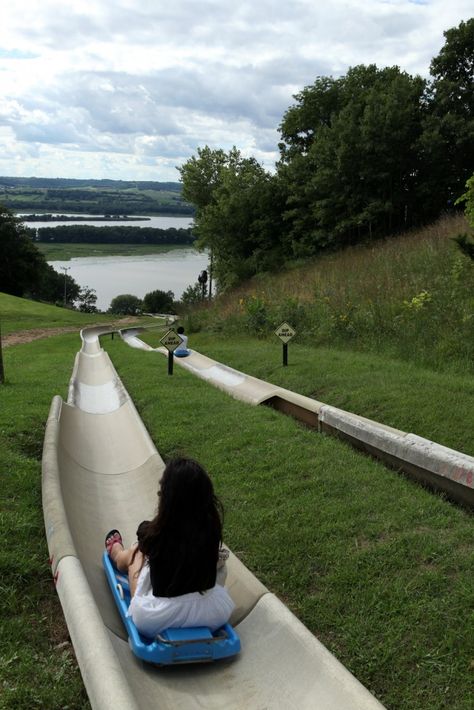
283 343 288 366
168 351 174 375
208 250 213 300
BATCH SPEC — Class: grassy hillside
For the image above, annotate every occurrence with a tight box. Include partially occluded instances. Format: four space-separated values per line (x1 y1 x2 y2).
0 292 112 335
2 230 473 708
187 213 474 373
2 330 473 709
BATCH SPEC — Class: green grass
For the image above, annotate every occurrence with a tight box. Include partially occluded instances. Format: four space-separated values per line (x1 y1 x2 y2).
37 242 189 261
1 334 90 709
1 308 473 709
0 292 163 336
105 337 474 710
184 333 474 456
186 213 474 374
0 292 112 335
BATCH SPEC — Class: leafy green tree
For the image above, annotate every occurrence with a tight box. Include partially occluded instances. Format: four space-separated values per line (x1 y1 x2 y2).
279 75 344 158
180 282 204 305
454 173 474 260
0 205 47 296
75 286 98 312
108 294 142 315
278 65 426 253
142 289 175 313
180 147 286 289
0 205 80 303
421 18 474 208
179 146 233 210
457 173 474 227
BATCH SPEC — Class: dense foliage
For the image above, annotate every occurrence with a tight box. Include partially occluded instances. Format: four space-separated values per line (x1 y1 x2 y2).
0 205 79 304
108 293 143 315
33 225 195 245
180 18 474 291
142 289 175 313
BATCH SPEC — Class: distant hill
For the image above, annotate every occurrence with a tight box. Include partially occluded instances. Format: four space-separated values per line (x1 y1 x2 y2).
0 176 181 191
0 176 194 216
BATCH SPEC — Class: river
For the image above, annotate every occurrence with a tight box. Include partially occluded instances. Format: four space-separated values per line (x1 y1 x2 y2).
20 214 194 229
21 213 207 311
50 250 209 311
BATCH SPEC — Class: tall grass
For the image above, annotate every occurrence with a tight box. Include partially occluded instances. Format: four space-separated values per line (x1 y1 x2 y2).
186 214 474 372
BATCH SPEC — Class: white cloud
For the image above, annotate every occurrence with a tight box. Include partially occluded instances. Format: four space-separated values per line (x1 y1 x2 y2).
0 0 472 180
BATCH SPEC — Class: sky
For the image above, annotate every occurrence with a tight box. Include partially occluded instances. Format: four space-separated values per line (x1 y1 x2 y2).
0 1 472 183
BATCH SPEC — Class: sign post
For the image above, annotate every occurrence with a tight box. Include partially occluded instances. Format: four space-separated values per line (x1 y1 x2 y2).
275 322 296 366
160 329 183 375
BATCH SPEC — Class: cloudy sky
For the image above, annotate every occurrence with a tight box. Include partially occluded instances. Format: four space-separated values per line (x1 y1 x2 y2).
0 1 472 182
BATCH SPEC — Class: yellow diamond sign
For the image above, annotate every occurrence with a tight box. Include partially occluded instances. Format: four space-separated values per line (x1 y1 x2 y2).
160 329 183 352
275 322 296 343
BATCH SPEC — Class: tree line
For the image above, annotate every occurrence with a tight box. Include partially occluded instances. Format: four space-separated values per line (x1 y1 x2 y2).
180 19 474 291
0 176 182 190
32 225 195 245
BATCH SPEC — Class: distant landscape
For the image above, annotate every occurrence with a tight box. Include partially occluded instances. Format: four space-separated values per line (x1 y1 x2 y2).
0 176 195 216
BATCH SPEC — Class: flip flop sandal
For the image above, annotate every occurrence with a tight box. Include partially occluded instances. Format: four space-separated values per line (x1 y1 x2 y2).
105 529 123 555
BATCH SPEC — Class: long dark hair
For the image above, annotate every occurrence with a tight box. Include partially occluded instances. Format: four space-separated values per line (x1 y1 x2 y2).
137 458 223 595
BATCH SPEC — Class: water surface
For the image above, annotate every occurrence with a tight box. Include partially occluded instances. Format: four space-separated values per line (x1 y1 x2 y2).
21 214 194 229
49 249 208 311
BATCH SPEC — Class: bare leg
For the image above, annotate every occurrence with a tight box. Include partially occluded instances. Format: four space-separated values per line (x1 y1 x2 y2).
106 531 144 597
127 548 145 597
111 542 137 573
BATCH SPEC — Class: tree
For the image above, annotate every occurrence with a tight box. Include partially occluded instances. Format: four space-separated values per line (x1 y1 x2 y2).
279 75 344 158
142 289 175 313
457 173 474 227
75 286 98 313
108 294 142 315
179 147 286 289
178 146 232 210
0 205 48 296
454 173 474 260
278 65 426 253
421 18 474 207
0 204 80 303
180 282 204 305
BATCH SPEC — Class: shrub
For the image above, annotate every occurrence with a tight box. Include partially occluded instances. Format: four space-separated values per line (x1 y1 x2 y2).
108 294 142 315
142 289 175 313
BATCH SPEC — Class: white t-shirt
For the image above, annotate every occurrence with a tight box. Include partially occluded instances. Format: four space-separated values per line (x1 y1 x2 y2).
176 333 188 351
127 563 235 638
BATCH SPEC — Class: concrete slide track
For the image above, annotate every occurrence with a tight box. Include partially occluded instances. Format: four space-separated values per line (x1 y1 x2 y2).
120 327 474 508
42 326 384 710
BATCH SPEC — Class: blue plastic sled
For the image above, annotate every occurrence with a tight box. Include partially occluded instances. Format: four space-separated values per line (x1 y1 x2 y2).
102 551 241 665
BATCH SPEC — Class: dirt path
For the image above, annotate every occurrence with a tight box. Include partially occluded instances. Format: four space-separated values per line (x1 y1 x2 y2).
2 318 141 348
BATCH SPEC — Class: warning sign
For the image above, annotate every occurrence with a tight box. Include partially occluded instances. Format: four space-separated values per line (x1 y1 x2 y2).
160 329 183 352
275 322 296 343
